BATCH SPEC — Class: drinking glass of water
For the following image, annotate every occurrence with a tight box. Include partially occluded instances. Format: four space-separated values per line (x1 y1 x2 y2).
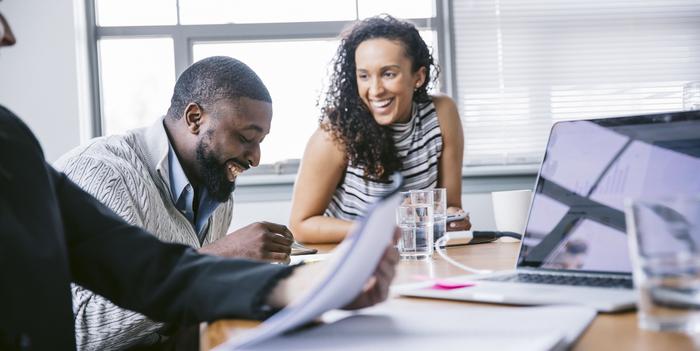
432 188 447 242
396 191 434 260
625 196 700 333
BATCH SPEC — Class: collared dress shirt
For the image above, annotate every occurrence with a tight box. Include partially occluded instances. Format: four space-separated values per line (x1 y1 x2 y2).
167 145 219 243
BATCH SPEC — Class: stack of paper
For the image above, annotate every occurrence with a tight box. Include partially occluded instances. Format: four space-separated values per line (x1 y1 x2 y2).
217 299 595 350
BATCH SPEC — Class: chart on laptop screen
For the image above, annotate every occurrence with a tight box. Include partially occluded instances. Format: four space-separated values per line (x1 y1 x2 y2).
519 111 700 273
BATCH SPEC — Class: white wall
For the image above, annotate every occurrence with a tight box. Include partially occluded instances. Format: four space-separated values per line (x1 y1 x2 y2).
229 193 500 234
0 0 86 162
228 174 538 235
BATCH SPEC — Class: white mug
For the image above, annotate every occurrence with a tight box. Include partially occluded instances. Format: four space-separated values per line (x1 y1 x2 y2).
683 81 700 111
491 189 532 241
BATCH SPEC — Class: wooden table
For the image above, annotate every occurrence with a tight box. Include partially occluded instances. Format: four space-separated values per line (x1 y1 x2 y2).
201 242 696 350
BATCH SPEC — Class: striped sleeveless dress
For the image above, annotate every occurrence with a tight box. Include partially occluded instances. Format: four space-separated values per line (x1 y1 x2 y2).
325 99 443 220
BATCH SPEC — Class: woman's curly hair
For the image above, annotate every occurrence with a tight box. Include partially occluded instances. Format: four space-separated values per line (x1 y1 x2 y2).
321 15 439 180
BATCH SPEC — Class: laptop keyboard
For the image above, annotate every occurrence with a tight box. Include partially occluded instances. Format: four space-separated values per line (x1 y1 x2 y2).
483 272 633 289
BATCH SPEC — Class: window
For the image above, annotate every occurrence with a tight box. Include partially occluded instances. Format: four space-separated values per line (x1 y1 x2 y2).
450 0 700 167
192 39 340 164
95 0 177 26
91 0 438 167
91 1 700 175
98 38 175 135
178 0 356 24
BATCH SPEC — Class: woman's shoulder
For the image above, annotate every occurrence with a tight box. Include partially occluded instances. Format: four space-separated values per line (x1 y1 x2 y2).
412 95 452 121
310 123 341 146
429 94 462 140
429 94 459 120
430 94 458 112
304 125 346 163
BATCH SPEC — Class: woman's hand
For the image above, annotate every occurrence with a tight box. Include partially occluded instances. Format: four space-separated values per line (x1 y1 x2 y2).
446 206 471 231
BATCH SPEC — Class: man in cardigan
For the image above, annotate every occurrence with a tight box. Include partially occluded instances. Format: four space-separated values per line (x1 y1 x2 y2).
0 8 399 350
54 56 298 350
0 103 399 351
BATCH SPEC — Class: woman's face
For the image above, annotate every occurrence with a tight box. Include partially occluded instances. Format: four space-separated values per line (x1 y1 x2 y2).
355 38 426 125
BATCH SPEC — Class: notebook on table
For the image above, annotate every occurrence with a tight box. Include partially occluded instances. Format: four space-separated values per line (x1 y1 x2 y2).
399 110 700 312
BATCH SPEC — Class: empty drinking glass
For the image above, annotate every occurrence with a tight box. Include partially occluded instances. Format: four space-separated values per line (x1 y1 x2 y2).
626 196 700 333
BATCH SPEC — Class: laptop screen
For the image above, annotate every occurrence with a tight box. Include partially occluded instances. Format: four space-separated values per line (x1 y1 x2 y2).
518 111 700 273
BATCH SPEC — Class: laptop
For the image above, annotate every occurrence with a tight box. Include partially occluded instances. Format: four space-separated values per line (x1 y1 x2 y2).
399 110 700 312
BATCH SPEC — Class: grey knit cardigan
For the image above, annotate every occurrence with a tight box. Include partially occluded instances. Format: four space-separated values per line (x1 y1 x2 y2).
54 118 233 350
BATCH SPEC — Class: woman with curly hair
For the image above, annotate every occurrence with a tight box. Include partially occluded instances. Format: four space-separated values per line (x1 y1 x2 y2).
290 15 471 244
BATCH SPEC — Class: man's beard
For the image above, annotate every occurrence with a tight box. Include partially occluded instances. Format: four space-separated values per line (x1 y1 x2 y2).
195 133 236 203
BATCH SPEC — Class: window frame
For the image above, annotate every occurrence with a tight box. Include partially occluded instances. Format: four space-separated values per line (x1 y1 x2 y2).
86 0 447 171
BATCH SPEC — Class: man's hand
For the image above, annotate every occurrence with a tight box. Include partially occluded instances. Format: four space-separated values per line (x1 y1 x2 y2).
266 228 400 309
198 221 294 262
341 243 399 310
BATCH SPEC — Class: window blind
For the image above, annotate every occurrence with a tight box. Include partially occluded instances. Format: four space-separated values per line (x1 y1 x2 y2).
451 0 700 167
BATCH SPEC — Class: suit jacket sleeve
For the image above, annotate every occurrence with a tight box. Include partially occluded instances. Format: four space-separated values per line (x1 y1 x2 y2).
52 167 294 324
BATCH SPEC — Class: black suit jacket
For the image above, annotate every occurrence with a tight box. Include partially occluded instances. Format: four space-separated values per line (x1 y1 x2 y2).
0 106 293 350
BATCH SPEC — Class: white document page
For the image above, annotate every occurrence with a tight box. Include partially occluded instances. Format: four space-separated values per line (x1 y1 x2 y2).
215 183 402 350
288 253 332 265
225 300 596 351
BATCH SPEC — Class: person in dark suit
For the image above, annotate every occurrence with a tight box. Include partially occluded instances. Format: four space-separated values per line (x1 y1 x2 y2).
0 10 398 351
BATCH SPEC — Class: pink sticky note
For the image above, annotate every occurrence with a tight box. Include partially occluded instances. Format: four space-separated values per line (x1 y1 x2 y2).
427 281 475 290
